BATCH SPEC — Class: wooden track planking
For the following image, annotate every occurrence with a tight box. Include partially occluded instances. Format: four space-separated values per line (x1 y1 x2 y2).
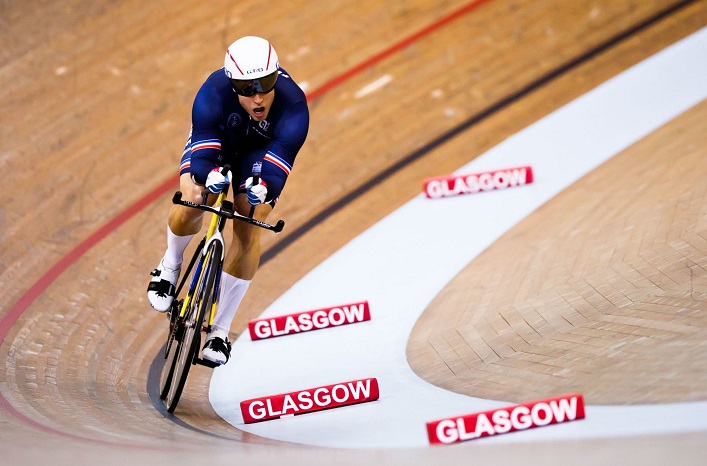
407 98 707 404
0 0 687 318
0 0 498 445
1 0 706 461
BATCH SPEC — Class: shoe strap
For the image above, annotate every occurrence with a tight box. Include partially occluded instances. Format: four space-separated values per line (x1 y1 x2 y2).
147 279 176 298
204 337 231 362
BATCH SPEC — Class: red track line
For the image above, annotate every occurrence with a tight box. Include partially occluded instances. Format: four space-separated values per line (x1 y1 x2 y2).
0 0 491 432
306 0 491 102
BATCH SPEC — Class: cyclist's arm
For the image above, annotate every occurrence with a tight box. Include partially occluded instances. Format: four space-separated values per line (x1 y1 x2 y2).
189 83 225 185
259 101 309 202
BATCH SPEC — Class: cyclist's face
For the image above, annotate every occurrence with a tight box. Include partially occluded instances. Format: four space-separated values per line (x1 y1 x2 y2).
238 90 275 122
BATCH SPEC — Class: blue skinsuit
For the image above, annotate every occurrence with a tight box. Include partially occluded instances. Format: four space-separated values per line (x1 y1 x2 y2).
179 67 309 205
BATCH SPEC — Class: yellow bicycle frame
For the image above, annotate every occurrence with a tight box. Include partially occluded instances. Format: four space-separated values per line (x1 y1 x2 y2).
177 190 227 328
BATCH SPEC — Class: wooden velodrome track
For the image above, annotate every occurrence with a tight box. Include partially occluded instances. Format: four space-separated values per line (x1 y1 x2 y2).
1 0 706 464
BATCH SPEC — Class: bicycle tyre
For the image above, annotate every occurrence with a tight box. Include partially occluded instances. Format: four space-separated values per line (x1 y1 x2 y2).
159 243 202 397
160 253 208 402
159 309 182 400
163 240 222 413
163 298 182 359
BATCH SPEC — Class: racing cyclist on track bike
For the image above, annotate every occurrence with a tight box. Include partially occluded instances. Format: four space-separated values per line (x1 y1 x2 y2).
147 36 309 365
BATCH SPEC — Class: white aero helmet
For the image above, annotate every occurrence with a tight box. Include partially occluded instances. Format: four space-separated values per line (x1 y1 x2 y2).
224 36 279 96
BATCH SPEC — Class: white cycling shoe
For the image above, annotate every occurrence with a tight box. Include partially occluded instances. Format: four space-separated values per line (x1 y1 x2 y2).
202 335 232 365
147 259 180 312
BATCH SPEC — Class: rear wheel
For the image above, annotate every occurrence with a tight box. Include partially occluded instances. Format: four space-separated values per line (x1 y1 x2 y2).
161 241 222 412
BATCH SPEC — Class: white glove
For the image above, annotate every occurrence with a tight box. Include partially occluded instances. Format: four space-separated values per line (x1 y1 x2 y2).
205 167 232 193
245 176 267 206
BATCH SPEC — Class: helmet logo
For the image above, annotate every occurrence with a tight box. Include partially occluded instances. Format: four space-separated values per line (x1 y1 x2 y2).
246 67 264 75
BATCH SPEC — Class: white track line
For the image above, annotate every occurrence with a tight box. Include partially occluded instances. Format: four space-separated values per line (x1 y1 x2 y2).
355 74 393 98
210 27 707 448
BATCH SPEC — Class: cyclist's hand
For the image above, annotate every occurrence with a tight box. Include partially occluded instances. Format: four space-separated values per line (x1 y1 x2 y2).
205 167 232 193
245 176 267 206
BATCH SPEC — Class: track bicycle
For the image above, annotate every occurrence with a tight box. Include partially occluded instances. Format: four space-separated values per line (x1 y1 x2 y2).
159 166 284 413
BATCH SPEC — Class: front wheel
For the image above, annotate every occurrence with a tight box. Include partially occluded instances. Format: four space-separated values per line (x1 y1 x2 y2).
161 240 222 413
159 300 183 400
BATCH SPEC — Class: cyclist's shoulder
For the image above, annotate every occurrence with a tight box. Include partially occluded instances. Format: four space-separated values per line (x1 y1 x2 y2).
195 69 233 102
193 69 237 122
270 69 309 138
273 67 308 110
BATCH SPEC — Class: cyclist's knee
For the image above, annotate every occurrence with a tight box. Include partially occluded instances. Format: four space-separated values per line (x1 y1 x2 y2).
168 204 204 235
179 173 211 204
233 193 272 220
233 196 271 242
169 203 203 222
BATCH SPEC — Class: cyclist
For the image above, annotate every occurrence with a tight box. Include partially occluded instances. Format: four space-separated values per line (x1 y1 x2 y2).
147 36 309 365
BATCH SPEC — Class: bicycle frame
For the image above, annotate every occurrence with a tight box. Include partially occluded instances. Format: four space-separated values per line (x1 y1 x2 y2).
171 183 285 335
160 168 286 411
177 189 228 332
